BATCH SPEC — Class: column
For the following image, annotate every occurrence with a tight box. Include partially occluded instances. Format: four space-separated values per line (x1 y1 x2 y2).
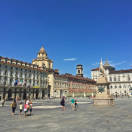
84 92 86 97
72 92 74 97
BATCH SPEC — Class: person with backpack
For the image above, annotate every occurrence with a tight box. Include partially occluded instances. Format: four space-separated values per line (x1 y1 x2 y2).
74 99 78 111
11 98 17 115
70 98 75 111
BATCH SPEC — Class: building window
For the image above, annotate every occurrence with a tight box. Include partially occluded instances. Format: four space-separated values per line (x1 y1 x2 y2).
49 63 51 69
78 70 80 74
128 75 131 81
25 74 27 78
123 85 126 88
114 77 116 82
119 85 122 88
118 76 120 82
109 77 112 82
5 70 7 75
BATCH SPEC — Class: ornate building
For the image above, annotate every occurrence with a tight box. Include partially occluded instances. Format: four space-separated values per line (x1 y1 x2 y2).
54 66 96 98
91 59 132 96
0 56 49 100
32 46 53 69
0 46 96 100
32 46 54 97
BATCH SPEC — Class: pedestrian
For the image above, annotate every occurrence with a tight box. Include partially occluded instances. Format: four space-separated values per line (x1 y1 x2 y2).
74 99 78 111
11 98 17 115
70 98 75 110
19 101 23 115
29 99 32 116
127 93 130 98
24 99 27 117
1 98 5 107
60 96 65 111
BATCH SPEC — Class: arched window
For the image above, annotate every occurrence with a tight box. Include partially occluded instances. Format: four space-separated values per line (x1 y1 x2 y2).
109 77 112 82
118 76 120 81
78 70 80 74
114 77 116 81
119 85 122 88
128 75 131 81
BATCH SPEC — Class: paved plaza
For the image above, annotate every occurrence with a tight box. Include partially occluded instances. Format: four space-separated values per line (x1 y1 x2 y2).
0 98 132 132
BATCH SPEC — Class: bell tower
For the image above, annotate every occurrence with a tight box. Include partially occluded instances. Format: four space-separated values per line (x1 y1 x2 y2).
76 64 83 77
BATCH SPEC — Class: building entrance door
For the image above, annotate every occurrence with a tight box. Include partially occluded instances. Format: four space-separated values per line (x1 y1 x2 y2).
36 89 39 99
60 90 63 98
48 85 51 98
42 90 45 99
8 89 12 100
23 89 27 100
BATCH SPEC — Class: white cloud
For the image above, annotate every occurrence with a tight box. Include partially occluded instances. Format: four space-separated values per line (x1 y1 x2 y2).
64 58 77 61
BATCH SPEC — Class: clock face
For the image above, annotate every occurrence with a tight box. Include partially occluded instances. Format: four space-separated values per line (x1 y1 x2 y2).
98 87 104 93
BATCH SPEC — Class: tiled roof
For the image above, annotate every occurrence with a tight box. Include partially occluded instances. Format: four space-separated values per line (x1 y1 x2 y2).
91 68 99 71
110 69 132 74
54 73 96 84
0 56 49 73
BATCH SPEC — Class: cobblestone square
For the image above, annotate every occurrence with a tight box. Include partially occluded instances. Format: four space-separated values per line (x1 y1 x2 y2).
0 98 132 132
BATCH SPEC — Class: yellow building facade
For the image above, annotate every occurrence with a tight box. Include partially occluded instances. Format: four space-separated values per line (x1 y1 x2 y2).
32 46 54 97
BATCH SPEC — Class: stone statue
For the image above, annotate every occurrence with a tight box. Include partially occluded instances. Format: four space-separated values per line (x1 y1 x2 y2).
94 59 114 105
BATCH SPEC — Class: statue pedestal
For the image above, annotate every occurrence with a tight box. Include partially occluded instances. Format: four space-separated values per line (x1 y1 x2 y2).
93 75 114 106
94 94 114 105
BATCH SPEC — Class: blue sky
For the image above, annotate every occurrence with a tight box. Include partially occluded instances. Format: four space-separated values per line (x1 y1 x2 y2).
0 0 132 77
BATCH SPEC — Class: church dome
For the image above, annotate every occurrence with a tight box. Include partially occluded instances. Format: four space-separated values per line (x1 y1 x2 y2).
39 46 46 54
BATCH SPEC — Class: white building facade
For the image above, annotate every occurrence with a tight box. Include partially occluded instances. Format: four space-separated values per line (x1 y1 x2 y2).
91 60 132 96
0 56 49 100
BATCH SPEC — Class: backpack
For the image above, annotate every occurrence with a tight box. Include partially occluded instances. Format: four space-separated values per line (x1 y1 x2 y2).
12 102 17 108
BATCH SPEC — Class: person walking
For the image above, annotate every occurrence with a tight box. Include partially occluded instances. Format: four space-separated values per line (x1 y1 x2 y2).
29 99 32 116
1 98 5 107
70 98 75 110
74 99 78 111
60 96 65 111
19 101 23 115
11 98 17 115
24 99 27 117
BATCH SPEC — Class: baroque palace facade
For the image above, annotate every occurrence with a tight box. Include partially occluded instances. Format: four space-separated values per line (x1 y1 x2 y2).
91 60 132 96
0 46 96 100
